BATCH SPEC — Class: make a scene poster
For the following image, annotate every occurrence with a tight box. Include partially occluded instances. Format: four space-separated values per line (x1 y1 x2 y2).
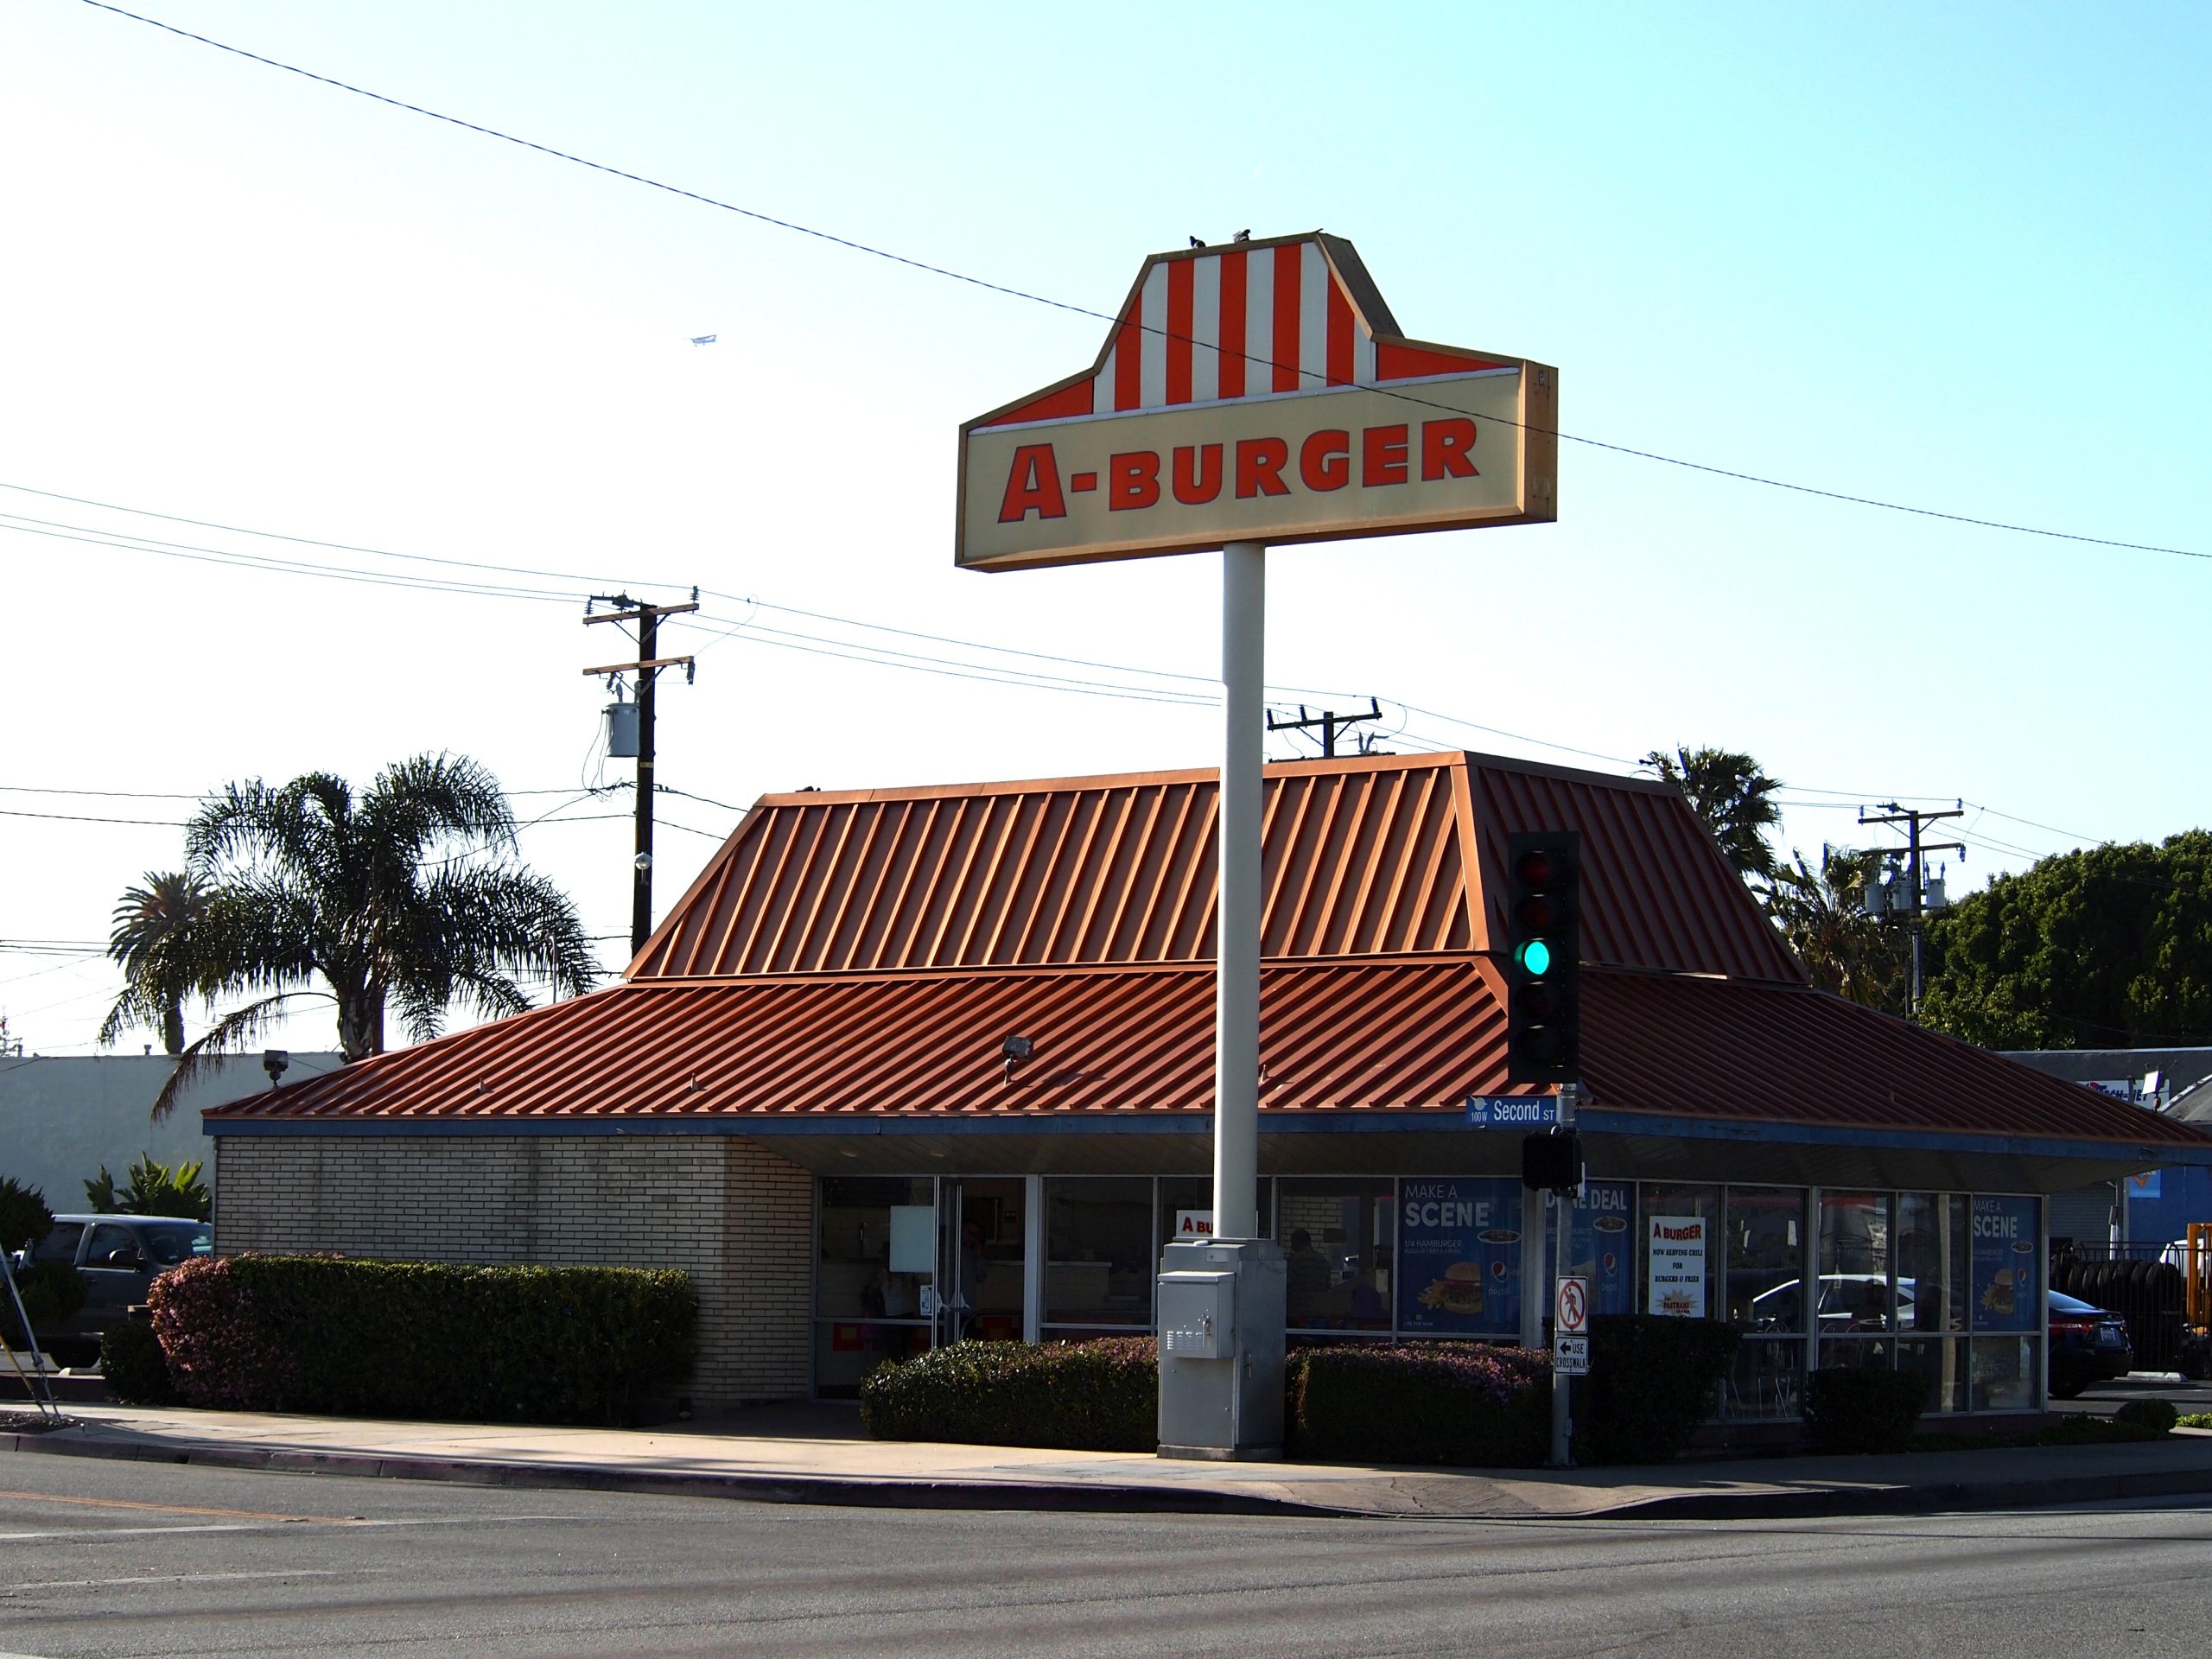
1397 1177 1522 1336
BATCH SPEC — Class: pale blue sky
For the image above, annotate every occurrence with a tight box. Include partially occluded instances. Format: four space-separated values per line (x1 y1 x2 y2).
1 2 2204 1053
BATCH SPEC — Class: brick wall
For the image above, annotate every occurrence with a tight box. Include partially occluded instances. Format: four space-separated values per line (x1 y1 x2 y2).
213 1134 813 1404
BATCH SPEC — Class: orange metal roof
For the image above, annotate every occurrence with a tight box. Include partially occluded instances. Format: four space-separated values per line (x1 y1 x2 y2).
205 960 1501 1124
206 959 2212 1153
632 750 1805 985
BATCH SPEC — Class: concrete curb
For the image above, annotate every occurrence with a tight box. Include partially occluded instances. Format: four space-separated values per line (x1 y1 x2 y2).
12 1426 2212 1523
0 1429 1339 1519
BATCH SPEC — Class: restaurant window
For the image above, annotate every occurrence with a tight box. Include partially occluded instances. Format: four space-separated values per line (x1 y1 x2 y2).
1722 1186 1806 1421
1043 1177 1154 1335
1638 1183 1719 1319
1897 1192 1970 1414
1968 1194 2041 1410
1815 1191 1894 1370
1157 1176 1271 1253
1277 1177 1393 1333
813 1176 933 1399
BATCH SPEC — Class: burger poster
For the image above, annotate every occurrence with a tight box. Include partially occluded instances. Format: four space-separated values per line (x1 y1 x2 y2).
1970 1194 2038 1332
1398 1178 1522 1336
1646 1216 1708 1319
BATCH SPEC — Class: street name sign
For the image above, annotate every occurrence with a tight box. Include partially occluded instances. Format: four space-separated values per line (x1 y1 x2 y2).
957 232 1557 571
1466 1093 1560 1128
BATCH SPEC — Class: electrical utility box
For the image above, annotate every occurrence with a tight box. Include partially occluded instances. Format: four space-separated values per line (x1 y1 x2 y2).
1156 1237 1286 1459
605 696 640 759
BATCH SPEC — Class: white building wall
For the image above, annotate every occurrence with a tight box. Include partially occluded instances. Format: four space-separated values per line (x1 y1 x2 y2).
0 1053 343 1210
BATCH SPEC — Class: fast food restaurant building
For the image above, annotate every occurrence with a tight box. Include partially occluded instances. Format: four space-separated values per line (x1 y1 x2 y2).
204 749 2212 1421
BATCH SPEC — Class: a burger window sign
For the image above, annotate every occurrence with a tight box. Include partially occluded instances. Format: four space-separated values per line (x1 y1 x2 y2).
1397 1178 1522 1337
1970 1196 2039 1332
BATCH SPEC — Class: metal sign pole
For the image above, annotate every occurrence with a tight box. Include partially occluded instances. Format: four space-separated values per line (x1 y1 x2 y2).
1549 1081 1584 1467
1215 540 1264 1242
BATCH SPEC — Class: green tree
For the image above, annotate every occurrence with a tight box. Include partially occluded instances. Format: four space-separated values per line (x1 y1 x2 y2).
1643 745 1785 887
1919 833 2212 1049
99 869 218 1057
147 753 600 1118
1766 845 1910 1014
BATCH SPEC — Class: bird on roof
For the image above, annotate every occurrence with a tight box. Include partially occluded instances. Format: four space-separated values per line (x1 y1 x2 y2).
1189 236 1206 248
1232 229 1251 242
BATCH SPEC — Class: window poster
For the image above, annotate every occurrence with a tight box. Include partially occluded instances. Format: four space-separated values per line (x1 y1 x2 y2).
1647 1215 1708 1318
1970 1194 2038 1332
1397 1178 1522 1336
1563 1181 1636 1318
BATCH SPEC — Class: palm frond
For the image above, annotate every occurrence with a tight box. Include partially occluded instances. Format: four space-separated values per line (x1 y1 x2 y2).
148 990 334 1122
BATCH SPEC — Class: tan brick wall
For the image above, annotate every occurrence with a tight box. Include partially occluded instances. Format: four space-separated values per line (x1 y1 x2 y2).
213 1135 812 1404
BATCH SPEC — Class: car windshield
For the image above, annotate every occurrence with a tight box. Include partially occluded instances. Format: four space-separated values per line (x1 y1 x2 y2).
142 1223 210 1267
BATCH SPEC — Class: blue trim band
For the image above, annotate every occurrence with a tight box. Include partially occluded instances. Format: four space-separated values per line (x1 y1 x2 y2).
201 1105 2212 1166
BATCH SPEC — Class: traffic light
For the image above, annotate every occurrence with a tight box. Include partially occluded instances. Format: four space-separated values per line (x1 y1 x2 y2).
1503 830 1581 1085
1522 1127 1584 1193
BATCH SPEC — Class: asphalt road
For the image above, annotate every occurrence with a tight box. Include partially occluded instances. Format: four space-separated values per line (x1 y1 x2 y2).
2 1453 2209 1658
2057 1371 2212 1419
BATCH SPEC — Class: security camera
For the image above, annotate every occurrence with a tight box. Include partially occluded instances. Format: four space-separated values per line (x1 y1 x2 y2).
634 852 653 872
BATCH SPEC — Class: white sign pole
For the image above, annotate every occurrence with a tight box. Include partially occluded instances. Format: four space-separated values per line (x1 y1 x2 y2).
1214 540 1264 1241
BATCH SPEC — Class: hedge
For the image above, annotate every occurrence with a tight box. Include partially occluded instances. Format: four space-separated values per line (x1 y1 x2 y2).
1573 1316 1741 1465
2114 1399 2178 1436
1804 1366 1924 1454
1287 1343 1551 1466
860 1337 1156 1450
100 1313 179 1406
2 1262 86 1351
147 1254 696 1425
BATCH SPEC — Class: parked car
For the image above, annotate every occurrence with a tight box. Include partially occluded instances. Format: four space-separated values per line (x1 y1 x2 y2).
1746 1274 1920 1334
16 1213 211 1358
2048 1287 2133 1399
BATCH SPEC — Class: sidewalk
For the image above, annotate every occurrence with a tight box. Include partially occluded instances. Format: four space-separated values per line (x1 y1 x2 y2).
8 1401 2212 1521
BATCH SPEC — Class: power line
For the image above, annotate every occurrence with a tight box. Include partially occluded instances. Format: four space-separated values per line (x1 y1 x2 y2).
79 0 2209 566
0 478 693 594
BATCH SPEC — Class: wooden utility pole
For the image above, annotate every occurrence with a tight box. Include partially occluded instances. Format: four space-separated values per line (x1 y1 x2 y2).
1266 697 1382 758
1859 801 1966 1014
584 592 697 958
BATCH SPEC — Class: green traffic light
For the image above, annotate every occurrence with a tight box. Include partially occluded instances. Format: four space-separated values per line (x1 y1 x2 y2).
1517 938 1552 976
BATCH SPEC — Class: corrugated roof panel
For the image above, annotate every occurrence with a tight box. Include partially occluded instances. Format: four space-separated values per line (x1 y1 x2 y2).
1467 757 1804 983
633 755 1481 979
210 961 2212 1155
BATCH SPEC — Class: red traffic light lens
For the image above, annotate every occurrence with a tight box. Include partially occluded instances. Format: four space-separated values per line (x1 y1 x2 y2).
1515 849 1554 886
1516 894 1554 931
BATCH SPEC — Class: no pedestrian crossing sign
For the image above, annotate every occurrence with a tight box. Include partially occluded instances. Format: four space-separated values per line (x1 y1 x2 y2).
1554 1274 1591 1337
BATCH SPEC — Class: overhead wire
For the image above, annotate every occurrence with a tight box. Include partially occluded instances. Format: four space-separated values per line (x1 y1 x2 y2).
76 0 2209 566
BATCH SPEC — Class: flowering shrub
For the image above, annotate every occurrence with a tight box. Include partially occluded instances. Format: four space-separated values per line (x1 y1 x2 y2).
147 1253 696 1425
1287 1343 1553 1466
861 1336 1157 1451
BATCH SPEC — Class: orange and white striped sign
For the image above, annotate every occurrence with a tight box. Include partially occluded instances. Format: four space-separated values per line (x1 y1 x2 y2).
957 232 1556 571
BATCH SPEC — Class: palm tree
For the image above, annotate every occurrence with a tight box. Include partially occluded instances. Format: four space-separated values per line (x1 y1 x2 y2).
1643 745 1785 887
1766 845 1910 1014
148 753 599 1119
100 870 217 1056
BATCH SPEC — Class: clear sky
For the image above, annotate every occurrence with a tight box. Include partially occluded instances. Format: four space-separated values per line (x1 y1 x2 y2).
2 1 2205 1058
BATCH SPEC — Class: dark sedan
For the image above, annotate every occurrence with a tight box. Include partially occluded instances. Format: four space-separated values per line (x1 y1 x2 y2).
2049 1288 2133 1398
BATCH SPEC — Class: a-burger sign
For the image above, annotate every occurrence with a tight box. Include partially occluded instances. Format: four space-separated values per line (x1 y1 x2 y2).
957 232 1556 570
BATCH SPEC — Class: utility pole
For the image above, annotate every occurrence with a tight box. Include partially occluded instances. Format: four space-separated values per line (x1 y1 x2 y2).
1265 697 1382 758
1858 801 1966 1014
584 591 698 958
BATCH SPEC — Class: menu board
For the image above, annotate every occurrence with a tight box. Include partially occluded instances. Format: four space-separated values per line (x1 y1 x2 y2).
1970 1194 2038 1332
1397 1177 1522 1336
1647 1214 1708 1319
1562 1182 1636 1318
